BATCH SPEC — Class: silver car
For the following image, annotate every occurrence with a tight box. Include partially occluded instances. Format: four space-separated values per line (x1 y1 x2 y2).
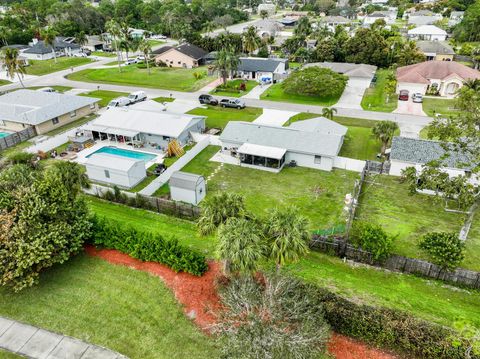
412 93 423 103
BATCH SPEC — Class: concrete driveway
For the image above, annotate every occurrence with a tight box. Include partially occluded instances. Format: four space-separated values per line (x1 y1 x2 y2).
253 108 298 126
335 77 371 110
394 99 426 116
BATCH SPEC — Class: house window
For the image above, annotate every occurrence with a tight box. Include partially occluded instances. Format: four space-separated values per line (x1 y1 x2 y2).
314 156 322 164
52 117 59 125
178 61 181 64
70 110 76 118
104 170 110 178
163 136 170 141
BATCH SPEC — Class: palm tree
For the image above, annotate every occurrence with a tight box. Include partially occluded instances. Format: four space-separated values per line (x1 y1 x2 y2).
217 218 265 274
1 48 26 88
294 16 312 38
259 9 269 19
138 38 152 75
203 21 215 36
264 206 310 272
105 20 122 72
213 47 240 85
42 28 58 64
321 107 337 121
463 78 480 91
75 31 87 49
242 26 260 55
472 46 480 69
372 120 399 156
119 22 133 61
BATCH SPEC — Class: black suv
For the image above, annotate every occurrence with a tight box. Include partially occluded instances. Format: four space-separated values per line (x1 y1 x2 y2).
198 94 218 106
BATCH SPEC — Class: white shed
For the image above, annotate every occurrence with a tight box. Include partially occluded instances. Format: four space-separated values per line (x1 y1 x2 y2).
85 153 146 189
169 171 206 205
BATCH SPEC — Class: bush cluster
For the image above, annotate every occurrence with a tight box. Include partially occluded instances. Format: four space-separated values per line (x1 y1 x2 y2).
351 221 395 262
90 216 208 276
101 186 154 211
282 67 347 99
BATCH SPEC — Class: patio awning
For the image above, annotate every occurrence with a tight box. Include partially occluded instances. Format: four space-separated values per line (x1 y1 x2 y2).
237 143 287 160
83 124 139 138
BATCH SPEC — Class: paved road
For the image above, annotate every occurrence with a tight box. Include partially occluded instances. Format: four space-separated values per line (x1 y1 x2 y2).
0 317 126 359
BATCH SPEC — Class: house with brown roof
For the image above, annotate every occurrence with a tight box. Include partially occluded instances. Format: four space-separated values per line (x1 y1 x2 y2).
396 61 480 97
153 43 207 68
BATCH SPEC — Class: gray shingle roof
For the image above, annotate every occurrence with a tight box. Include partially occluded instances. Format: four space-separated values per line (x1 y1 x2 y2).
390 136 471 169
220 121 344 157
0 90 99 126
176 43 208 60
169 171 204 190
23 39 80 55
416 41 454 55
238 57 287 73
303 62 377 78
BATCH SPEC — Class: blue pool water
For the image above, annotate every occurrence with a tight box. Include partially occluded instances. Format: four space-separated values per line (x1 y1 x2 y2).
86 146 156 162
0 132 10 139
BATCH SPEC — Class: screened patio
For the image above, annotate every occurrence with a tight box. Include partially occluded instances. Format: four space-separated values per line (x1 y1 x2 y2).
237 143 286 172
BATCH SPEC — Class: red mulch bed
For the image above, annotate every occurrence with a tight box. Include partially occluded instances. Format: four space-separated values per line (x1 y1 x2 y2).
85 245 398 359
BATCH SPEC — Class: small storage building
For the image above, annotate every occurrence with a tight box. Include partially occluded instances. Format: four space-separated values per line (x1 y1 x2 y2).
85 153 146 189
169 171 206 205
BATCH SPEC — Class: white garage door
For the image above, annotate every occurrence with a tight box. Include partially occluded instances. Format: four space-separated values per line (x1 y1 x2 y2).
397 82 427 95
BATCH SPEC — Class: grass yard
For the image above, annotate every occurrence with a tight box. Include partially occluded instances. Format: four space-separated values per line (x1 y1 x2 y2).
463 213 480 272
355 174 476 268
86 197 480 329
210 79 257 98
0 254 217 359
67 66 215 92
260 83 341 106
147 39 166 46
361 69 398 112
0 141 33 156
91 51 116 57
0 79 12 86
28 85 72 93
25 57 94 76
422 98 460 117
79 90 129 107
153 96 175 103
287 113 383 160
187 105 263 129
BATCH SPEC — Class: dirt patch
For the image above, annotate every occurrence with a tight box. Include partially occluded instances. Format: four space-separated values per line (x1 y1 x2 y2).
85 245 398 359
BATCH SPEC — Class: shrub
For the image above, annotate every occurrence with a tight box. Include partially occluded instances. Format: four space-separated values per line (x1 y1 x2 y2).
419 232 465 271
282 67 347 99
351 222 395 261
90 216 208 276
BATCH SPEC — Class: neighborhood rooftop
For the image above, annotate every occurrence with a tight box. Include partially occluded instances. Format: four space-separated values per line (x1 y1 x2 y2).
85 153 143 171
169 171 204 190
238 57 288 72
416 41 455 55
396 60 480 84
304 62 377 77
0 90 99 125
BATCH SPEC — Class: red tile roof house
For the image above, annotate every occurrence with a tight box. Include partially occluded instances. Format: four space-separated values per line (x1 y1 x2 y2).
396 61 480 97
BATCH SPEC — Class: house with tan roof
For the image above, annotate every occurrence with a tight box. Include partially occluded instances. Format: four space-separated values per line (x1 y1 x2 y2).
396 61 480 97
153 43 207 68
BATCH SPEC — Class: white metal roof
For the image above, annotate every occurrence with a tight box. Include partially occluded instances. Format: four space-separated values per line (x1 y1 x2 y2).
408 25 447 35
238 143 287 159
85 153 143 171
83 124 139 138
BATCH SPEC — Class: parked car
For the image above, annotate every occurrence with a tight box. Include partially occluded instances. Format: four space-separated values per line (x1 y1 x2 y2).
128 91 147 104
412 93 423 103
107 97 131 109
198 94 218 106
124 59 137 65
398 90 409 101
73 52 88 57
36 87 56 93
82 49 92 56
219 98 246 109
151 34 167 40
135 55 145 63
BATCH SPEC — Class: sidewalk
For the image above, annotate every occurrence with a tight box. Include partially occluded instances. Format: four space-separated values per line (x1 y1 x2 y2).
0 317 127 359
241 83 272 99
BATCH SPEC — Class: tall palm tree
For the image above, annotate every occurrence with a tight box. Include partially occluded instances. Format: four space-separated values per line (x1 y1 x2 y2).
1 48 26 88
105 20 122 72
119 22 133 61
264 206 310 272
213 47 240 85
242 26 260 55
463 78 480 91
372 120 399 156
321 107 337 121
42 28 58 64
75 31 87 49
138 38 152 75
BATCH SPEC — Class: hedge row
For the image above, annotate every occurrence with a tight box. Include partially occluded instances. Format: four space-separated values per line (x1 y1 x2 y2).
313 287 477 359
89 216 208 276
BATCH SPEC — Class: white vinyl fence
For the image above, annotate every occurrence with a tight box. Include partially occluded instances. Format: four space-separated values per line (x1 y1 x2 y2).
333 156 366 172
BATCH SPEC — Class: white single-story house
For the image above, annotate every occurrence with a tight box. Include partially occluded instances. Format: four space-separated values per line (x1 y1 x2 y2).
82 107 205 151
0 90 99 135
219 117 347 172
169 171 206 205
416 41 455 61
364 10 396 25
85 153 147 189
407 25 447 41
257 3 276 16
407 10 443 26
448 11 464 27
23 38 81 60
389 137 477 184
235 57 289 82
242 19 285 38
396 61 480 96
319 16 351 31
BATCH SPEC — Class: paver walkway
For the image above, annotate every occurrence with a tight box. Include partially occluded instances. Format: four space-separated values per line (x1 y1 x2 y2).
0 317 127 359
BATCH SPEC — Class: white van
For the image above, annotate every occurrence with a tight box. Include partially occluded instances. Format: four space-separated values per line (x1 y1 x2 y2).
128 91 147 104
107 97 131 109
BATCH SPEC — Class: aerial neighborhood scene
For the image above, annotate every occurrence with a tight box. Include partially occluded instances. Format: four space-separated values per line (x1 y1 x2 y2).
1 0 480 357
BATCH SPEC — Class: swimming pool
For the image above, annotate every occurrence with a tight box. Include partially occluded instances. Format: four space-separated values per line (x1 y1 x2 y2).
86 146 157 162
0 132 11 139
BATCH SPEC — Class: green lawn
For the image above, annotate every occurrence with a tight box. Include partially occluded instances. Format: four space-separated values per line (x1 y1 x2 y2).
86 197 480 329
187 105 263 129
25 57 94 76
422 98 460 117
153 96 175 103
67 66 215 92
0 141 32 157
355 174 478 268
260 82 341 106
43 114 98 137
361 69 398 112
463 212 480 272
27 85 72 93
210 79 257 98
79 90 129 107
0 79 12 86
0 254 217 359
91 51 116 57
287 113 383 160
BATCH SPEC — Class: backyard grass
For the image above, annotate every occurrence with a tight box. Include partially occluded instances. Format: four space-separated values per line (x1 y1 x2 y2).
187 105 263 129
86 197 480 329
260 82 341 106
0 79 12 86
67 66 215 92
0 254 217 359
43 114 98 137
422 98 460 117
91 51 116 57
79 90 129 107
210 79 257 98
463 213 480 272
25 57 94 76
287 113 383 160
0 141 32 156
361 69 398 112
